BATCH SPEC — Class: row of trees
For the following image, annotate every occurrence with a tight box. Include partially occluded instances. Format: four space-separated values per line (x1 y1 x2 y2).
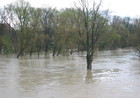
0 0 140 69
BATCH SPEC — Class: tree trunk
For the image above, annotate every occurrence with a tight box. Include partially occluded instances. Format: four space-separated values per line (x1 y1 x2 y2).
45 43 49 56
86 54 93 69
17 48 25 58
70 48 73 54
57 47 62 56
30 47 33 58
37 48 40 58
53 45 57 56
77 44 80 53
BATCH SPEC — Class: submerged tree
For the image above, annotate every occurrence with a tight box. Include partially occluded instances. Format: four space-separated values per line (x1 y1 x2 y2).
2 0 138 62
5 0 33 58
76 0 109 69
29 8 45 58
41 8 58 56
53 8 78 56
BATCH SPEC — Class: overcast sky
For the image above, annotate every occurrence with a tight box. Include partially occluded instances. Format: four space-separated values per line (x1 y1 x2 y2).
0 0 140 17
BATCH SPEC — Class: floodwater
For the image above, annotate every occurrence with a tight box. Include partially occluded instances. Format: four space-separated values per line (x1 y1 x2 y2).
0 49 140 98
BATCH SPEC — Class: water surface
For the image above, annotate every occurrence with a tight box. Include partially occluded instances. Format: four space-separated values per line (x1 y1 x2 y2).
0 49 140 98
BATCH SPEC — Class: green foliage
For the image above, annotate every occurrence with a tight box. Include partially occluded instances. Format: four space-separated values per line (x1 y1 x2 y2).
0 0 139 58
108 32 121 43
0 36 13 54
131 18 140 57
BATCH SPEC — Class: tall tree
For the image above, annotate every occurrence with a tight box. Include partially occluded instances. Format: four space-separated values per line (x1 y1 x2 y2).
53 8 78 56
6 0 32 58
41 8 58 56
29 8 45 58
76 0 109 69
132 18 140 57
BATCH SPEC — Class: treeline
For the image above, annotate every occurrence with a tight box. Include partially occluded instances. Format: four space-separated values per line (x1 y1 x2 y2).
0 0 140 58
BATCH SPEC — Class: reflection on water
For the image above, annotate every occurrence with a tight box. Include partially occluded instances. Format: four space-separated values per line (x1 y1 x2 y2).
0 49 140 98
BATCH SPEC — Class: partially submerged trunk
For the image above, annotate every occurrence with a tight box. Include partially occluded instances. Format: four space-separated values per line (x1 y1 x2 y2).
17 41 29 58
45 45 49 57
53 45 57 56
37 47 41 58
30 47 33 58
57 47 62 56
86 53 93 69
70 48 73 54
17 48 25 58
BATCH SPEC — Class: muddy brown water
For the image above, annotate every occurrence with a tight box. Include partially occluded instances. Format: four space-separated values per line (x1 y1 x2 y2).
0 49 140 98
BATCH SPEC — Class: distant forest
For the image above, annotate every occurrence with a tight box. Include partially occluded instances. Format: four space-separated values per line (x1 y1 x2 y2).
0 0 140 59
